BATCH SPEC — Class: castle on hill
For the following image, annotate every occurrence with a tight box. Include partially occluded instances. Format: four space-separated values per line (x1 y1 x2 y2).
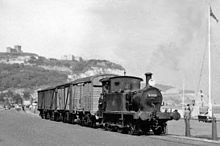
6 45 23 53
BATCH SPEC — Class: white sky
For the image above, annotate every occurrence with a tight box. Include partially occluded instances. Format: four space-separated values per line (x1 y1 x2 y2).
1 0 220 102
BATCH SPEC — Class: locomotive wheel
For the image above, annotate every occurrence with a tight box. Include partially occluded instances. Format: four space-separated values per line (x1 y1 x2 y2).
152 126 163 135
142 128 151 135
162 125 167 135
117 128 122 133
128 127 135 135
128 124 136 135
140 124 151 135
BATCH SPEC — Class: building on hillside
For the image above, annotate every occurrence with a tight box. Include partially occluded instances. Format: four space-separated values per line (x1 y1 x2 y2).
6 45 23 53
61 54 82 61
61 55 74 60
6 47 13 53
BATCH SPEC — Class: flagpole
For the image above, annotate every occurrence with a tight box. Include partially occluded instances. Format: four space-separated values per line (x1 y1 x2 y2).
208 4 212 117
207 2 218 141
182 77 185 110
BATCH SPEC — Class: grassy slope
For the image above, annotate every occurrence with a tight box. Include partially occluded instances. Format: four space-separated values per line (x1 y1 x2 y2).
0 63 67 90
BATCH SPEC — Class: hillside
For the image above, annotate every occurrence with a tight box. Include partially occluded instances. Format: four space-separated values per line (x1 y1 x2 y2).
0 63 67 90
0 52 125 104
0 52 125 87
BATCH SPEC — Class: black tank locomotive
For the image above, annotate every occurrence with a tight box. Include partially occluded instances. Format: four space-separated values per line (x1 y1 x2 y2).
98 73 180 135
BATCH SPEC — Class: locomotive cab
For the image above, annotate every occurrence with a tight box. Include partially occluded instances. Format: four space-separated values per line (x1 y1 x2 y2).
99 76 143 112
109 76 143 92
100 76 143 93
99 73 180 135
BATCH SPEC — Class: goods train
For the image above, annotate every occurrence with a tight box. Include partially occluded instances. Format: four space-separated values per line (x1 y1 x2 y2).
38 73 180 135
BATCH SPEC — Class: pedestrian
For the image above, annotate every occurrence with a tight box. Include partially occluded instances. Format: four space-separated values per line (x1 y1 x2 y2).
199 90 204 107
184 104 191 136
22 105 25 112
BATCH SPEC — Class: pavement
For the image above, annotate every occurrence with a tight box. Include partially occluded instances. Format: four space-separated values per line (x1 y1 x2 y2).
167 118 220 143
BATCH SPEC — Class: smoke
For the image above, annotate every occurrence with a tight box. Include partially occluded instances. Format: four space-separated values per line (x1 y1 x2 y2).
150 43 183 71
148 1 207 89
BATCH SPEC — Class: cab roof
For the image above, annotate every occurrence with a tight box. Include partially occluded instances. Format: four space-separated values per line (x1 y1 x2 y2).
100 76 143 82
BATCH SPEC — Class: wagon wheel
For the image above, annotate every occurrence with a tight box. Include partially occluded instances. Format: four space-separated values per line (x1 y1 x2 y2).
104 123 108 131
50 112 55 121
90 116 97 128
128 124 136 135
69 114 75 124
111 126 117 132
59 113 63 122
40 112 45 119
46 112 50 119
43 112 47 119
62 113 66 123
84 114 91 126
81 117 85 126
53 112 57 121
117 126 125 133
104 123 110 131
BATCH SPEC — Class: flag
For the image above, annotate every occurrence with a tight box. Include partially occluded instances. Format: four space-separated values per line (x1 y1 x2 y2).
210 7 219 23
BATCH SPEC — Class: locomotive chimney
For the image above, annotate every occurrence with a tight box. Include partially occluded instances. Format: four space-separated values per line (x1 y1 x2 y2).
145 72 152 87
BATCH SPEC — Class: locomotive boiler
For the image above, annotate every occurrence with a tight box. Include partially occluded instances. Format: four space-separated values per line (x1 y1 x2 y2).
98 73 180 135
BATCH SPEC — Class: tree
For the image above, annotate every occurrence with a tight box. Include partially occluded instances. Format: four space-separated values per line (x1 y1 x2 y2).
13 94 22 104
23 91 31 100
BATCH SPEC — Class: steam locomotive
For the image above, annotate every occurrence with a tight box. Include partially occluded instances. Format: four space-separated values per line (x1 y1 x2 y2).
37 73 180 135
98 73 180 135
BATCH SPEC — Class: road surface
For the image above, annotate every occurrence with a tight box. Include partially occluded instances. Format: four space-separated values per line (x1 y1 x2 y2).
0 109 219 146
